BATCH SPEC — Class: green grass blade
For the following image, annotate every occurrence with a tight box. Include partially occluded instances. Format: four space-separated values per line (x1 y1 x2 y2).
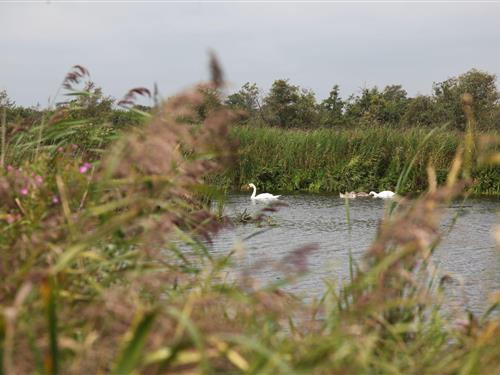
42 277 59 375
112 309 158 375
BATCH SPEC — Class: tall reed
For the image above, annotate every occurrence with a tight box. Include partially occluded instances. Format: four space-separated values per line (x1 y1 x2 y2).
1 108 6 168
216 126 499 195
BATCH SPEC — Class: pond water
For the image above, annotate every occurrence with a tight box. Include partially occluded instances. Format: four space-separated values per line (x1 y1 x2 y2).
211 194 500 315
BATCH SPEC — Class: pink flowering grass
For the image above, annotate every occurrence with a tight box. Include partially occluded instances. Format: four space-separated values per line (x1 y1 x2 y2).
79 162 92 174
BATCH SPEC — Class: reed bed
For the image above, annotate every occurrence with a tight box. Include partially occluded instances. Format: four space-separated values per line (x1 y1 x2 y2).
217 126 499 195
0 65 499 374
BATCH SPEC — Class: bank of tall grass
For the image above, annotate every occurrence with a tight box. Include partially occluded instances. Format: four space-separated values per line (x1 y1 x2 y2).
218 126 499 195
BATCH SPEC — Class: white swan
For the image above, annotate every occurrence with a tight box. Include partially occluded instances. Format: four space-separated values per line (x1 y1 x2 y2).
249 183 281 201
369 190 396 199
339 192 356 199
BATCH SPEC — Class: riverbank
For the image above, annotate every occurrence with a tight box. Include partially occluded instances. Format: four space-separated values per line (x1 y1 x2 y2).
213 126 499 195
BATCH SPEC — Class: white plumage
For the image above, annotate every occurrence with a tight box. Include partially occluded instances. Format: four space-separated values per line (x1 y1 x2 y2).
369 190 396 199
249 183 281 201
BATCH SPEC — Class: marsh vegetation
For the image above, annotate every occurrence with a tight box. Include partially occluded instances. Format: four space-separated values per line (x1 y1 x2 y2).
0 62 499 374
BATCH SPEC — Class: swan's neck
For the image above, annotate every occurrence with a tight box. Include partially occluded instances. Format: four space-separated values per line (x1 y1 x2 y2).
251 185 256 199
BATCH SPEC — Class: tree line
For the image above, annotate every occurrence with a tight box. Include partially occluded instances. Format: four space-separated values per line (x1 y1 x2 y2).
1 68 499 131
0 82 146 131
224 69 499 130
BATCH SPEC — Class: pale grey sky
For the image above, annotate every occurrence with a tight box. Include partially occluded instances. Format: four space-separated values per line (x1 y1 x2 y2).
1 1 499 106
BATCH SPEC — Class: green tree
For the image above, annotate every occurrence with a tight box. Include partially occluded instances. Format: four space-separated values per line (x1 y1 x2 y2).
320 85 345 126
433 69 499 129
345 85 409 126
226 82 260 115
264 79 319 128
344 87 381 125
402 95 436 127
380 85 408 124
0 90 15 109
196 86 222 122
0 90 42 124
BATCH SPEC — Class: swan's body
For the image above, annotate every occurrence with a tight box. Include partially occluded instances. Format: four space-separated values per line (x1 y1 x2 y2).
355 192 370 197
340 191 371 198
369 190 396 199
339 191 356 199
249 183 281 201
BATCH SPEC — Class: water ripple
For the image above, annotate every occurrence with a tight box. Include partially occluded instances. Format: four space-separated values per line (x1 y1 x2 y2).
214 195 500 314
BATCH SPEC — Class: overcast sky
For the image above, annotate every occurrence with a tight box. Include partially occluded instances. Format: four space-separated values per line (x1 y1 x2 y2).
1 1 499 106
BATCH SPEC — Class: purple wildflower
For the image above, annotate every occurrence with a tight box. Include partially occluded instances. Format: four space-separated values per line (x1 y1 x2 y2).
35 175 43 185
20 188 29 196
52 195 59 204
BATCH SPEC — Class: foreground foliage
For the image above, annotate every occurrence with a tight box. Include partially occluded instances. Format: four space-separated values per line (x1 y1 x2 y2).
0 68 499 374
